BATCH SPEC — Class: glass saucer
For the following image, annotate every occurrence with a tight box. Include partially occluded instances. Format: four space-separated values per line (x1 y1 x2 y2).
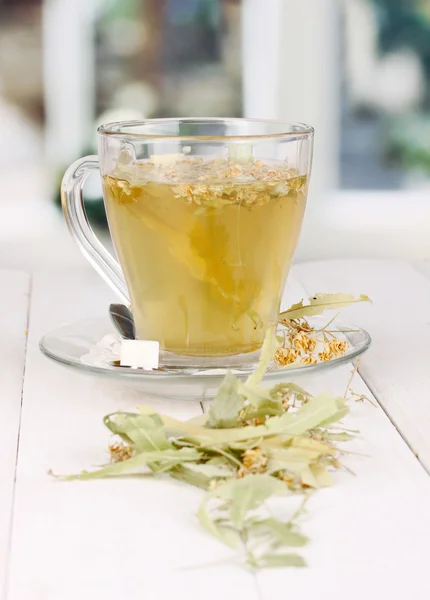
39 316 371 400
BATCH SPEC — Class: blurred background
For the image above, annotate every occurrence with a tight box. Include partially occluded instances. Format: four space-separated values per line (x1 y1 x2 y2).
0 0 429 270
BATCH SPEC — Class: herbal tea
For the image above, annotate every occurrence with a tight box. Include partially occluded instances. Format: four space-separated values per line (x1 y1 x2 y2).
102 156 307 357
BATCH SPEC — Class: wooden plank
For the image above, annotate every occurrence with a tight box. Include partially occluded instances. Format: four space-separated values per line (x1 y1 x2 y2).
10 265 430 599
255 364 430 599
412 258 430 280
294 259 430 473
6 268 259 600
208 273 430 599
0 270 30 599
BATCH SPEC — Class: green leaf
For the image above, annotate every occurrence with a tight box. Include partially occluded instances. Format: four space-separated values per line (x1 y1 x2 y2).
58 284 368 570
290 436 336 456
255 518 309 547
279 293 371 321
197 494 240 549
246 327 277 388
266 393 344 436
269 382 312 404
319 405 349 427
240 399 284 422
206 456 235 467
137 408 217 444
327 432 355 442
103 411 151 442
137 408 268 446
170 465 211 490
228 438 264 451
104 412 172 452
207 372 243 429
185 414 209 426
253 552 306 568
309 464 333 487
59 447 202 481
183 462 236 479
266 448 311 477
239 382 272 406
215 475 286 529
268 444 327 464
239 382 286 419
140 394 347 449
300 468 318 488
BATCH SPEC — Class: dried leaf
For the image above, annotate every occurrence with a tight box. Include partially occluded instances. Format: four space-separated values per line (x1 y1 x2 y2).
104 412 172 452
280 293 371 321
255 518 309 547
207 372 243 429
266 448 312 477
254 552 306 568
318 398 349 427
136 408 216 443
266 393 346 436
183 462 236 479
185 414 209 426
246 327 277 388
238 382 272 407
290 437 336 456
137 408 268 446
170 465 211 490
197 496 240 549
59 286 368 570
125 203 238 303
300 467 318 488
137 396 347 450
328 432 355 442
269 382 312 403
309 464 333 487
215 475 286 529
240 399 284 422
58 448 202 481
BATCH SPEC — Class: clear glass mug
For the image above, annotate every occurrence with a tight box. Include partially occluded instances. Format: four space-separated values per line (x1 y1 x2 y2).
61 118 314 368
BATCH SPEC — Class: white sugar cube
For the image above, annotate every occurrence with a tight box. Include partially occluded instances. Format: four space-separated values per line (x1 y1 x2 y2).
120 339 160 370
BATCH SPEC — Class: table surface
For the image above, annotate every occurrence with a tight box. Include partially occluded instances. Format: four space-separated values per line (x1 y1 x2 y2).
1 259 430 600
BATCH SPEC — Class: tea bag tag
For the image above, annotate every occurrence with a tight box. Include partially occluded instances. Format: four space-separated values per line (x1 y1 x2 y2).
120 340 160 370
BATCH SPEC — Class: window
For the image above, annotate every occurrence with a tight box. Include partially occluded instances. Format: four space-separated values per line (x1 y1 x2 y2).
342 0 430 190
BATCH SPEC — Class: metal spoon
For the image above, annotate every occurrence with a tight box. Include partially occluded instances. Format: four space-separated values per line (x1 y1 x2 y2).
109 303 136 340
108 304 219 373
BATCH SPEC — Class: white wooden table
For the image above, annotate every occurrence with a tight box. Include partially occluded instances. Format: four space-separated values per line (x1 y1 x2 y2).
2 260 430 600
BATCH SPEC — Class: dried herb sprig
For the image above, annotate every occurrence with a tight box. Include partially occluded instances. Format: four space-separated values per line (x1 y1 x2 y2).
274 293 371 368
52 295 370 568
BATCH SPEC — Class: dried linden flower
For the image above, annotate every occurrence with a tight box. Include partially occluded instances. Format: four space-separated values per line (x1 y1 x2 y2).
109 441 134 463
238 447 268 478
105 156 308 210
301 356 318 366
274 347 299 366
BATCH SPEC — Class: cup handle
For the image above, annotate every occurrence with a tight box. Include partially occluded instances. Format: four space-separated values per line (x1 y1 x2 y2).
61 156 130 304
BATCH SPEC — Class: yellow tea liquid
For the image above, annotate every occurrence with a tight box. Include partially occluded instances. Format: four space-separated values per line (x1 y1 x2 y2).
103 157 307 357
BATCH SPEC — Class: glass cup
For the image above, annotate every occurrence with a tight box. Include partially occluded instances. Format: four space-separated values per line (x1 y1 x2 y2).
61 118 314 369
